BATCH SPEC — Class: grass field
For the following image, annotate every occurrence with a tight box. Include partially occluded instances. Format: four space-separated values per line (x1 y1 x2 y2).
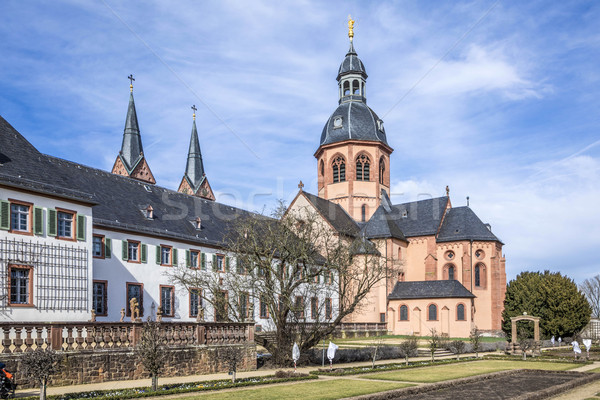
360 360 578 383
333 334 505 345
190 379 412 400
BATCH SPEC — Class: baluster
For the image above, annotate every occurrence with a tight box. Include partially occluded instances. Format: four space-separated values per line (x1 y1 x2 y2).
13 327 23 353
35 326 45 349
75 326 84 350
111 326 119 348
65 327 74 350
24 326 34 352
2 326 12 353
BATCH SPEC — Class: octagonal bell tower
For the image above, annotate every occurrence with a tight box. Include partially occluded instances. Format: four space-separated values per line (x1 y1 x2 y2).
315 19 393 222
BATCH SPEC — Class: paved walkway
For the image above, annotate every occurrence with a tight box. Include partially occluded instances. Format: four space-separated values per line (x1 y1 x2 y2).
14 353 463 398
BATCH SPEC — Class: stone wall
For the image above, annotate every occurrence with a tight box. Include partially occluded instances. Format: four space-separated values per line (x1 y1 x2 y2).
2 344 256 389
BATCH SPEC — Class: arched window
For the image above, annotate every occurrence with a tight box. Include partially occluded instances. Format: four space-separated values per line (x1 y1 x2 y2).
379 157 385 185
332 156 346 183
399 305 408 321
343 81 350 96
361 204 367 222
320 160 324 176
356 154 370 181
457 304 465 321
428 304 437 321
352 80 360 95
474 263 486 288
448 265 455 280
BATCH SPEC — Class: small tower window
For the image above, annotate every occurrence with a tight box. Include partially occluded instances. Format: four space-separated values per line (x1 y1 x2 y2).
448 265 455 280
333 116 343 129
379 157 385 185
352 80 360 95
320 160 324 176
356 154 370 181
332 156 346 183
343 81 350 96
361 204 367 222
377 120 384 132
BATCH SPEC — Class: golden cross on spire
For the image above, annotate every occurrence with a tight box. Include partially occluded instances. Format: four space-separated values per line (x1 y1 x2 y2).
348 15 355 41
128 74 135 92
191 104 197 120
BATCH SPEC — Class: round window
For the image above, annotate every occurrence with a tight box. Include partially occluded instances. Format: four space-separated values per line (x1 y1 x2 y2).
475 249 485 260
333 116 343 128
445 251 455 260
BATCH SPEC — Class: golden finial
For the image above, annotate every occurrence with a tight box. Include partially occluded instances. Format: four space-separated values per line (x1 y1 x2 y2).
348 15 355 41
191 104 197 121
128 74 135 92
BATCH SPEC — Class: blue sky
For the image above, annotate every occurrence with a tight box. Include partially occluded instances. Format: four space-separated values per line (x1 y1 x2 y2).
1 1 599 282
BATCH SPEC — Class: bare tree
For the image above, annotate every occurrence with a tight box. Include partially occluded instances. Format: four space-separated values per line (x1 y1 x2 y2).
168 203 399 366
469 327 482 358
369 337 385 368
428 329 440 362
448 340 466 360
221 346 244 383
20 348 61 400
138 318 166 391
398 336 418 366
580 275 600 318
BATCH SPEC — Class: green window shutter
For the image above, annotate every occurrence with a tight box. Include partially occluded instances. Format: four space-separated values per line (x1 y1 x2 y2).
105 238 112 258
186 250 190 268
225 256 230 272
201 253 206 270
0 200 9 230
76 215 86 241
141 244 147 263
33 207 44 235
212 254 217 271
172 248 178 265
47 209 57 236
122 240 128 261
156 245 161 264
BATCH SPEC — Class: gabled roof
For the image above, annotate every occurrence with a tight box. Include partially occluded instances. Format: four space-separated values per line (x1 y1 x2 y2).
360 206 407 241
389 197 449 237
388 280 475 300
0 116 260 247
437 206 501 243
301 191 360 236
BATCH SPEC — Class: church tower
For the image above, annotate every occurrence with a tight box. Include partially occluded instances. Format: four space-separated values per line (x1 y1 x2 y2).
315 19 392 222
111 76 156 184
177 106 215 200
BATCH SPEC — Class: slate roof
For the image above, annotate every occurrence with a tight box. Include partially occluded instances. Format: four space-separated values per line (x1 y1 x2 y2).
119 92 144 172
0 116 261 247
320 101 388 147
437 206 501 243
301 191 360 236
388 280 475 300
388 197 449 237
350 235 381 256
360 206 407 241
183 119 206 191
337 42 367 80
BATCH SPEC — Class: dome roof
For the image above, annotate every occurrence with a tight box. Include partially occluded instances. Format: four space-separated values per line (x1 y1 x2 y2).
337 42 367 81
320 101 388 147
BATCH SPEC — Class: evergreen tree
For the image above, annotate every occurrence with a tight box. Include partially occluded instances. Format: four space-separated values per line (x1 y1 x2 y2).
502 271 591 338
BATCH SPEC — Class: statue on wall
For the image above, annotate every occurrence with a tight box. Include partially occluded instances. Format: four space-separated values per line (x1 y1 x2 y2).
130 297 140 322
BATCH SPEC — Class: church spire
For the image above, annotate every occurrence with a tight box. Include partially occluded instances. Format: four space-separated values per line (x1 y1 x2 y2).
111 75 156 184
177 105 215 201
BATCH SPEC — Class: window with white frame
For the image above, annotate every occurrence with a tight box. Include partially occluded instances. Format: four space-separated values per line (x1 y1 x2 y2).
93 281 107 315
57 211 74 238
160 286 174 317
10 203 30 232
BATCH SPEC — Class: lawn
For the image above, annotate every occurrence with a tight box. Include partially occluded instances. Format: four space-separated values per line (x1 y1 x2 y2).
333 334 505 346
189 379 412 400
360 359 579 383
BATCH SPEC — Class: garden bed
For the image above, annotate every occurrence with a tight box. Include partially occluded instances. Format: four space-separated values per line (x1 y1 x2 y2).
17 373 317 400
310 357 478 376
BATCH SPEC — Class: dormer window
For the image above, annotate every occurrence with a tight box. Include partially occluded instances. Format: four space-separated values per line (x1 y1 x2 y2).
195 217 202 230
333 116 343 129
377 120 384 132
402 210 408 218
144 205 154 219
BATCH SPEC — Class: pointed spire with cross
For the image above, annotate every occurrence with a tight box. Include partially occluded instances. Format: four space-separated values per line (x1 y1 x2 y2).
191 104 197 121
128 74 135 92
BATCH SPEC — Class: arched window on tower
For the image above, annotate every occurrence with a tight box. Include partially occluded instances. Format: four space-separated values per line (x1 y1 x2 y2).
448 265 455 280
332 156 346 183
352 80 360 95
356 154 370 181
361 204 367 222
474 263 486 288
379 157 385 185
320 160 324 176
343 81 350 96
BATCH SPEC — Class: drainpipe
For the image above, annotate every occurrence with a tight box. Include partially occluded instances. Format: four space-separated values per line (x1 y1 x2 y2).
470 239 473 293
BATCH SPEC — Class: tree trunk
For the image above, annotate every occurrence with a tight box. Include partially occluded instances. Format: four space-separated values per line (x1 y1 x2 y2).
232 370 236 383
151 374 158 391
40 381 47 400
405 356 409 366
522 352 526 360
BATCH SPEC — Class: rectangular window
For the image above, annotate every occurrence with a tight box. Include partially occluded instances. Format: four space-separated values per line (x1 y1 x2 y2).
93 280 107 316
259 295 269 319
161 245 172 266
8 265 33 306
294 296 304 320
190 250 200 269
215 290 228 321
128 241 140 262
216 255 224 272
325 298 332 320
57 210 74 239
325 271 334 285
239 293 249 320
236 258 246 275
126 282 143 317
10 202 31 233
160 285 174 317
189 288 202 318
311 297 318 319
93 235 105 258
380 313 386 323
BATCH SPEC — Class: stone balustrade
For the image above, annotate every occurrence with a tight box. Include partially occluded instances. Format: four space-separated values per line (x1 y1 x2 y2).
0 321 254 354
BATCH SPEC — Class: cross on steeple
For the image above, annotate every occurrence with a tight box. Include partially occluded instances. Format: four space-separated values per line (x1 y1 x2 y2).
128 74 135 92
191 104 197 120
